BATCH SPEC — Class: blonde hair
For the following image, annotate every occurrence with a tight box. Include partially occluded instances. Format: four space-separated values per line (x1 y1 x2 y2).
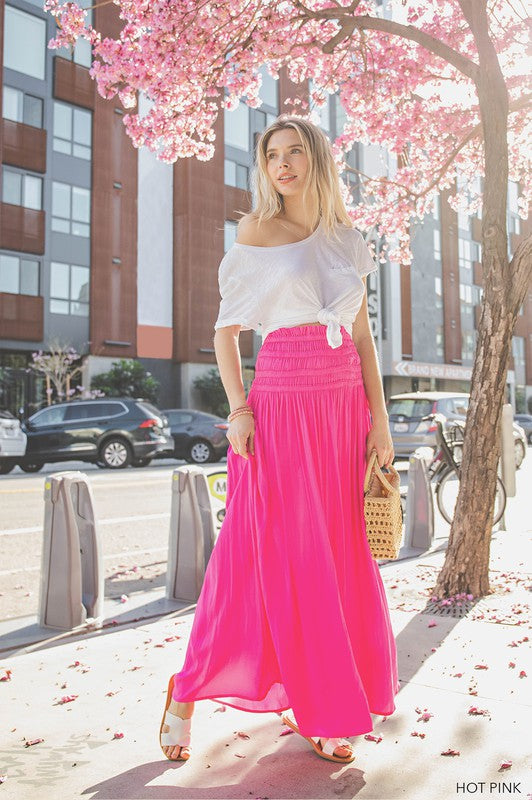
245 114 353 242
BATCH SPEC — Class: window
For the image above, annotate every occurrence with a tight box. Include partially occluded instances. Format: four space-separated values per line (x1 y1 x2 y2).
2 169 42 210
458 237 473 270
512 337 525 369
258 64 279 111
224 220 238 252
52 182 91 237
436 325 444 357
224 159 248 190
93 402 127 417
450 397 469 416
167 411 194 425
459 283 472 304
50 262 89 315
432 195 440 221
3 86 43 128
434 276 442 310
224 100 250 150
54 0 93 70
458 210 469 232
3 6 46 80
63 404 96 421
55 37 92 69
508 182 519 214
53 102 92 159
63 401 125 421
433 229 441 261
0 254 40 296
461 331 475 362
30 405 67 427
387 399 434 419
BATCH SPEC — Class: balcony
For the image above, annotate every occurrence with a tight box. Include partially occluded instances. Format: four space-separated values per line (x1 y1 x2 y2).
0 293 43 341
1 120 46 173
54 57 95 110
0 203 45 254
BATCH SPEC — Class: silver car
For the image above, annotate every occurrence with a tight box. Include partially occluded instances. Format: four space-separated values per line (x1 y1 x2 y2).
387 391 527 468
0 410 27 474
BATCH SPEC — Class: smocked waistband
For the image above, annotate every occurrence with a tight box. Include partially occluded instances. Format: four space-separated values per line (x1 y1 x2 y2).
250 325 362 392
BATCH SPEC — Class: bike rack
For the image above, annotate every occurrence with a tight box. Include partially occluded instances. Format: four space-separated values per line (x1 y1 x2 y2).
404 447 435 550
39 472 104 630
166 466 218 603
495 403 516 531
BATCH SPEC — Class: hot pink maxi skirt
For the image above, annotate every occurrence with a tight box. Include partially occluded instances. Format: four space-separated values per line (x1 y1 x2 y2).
171 324 399 737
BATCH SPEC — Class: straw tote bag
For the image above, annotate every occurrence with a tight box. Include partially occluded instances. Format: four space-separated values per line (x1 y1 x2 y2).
363 449 403 560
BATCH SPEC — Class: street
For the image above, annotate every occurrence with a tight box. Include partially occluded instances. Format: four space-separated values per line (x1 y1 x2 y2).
0 450 530 622
0 458 225 620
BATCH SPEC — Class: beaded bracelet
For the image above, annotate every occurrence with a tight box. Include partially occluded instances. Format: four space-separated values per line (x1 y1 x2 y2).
228 409 254 422
229 404 251 415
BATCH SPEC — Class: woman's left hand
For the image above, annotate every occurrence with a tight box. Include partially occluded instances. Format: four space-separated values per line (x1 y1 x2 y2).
366 418 395 469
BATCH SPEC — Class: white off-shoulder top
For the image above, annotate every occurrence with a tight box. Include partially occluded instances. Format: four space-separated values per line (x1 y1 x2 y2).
213 219 378 349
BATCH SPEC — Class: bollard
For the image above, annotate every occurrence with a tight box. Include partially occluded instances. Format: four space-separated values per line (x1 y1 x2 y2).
39 471 103 630
166 466 218 603
500 403 516 498
495 403 516 532
404 447 435 550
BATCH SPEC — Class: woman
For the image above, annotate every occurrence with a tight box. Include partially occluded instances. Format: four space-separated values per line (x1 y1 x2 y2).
159 115 399 764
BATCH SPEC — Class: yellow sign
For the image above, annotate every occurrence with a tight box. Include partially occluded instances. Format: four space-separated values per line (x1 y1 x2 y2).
207 471 227 503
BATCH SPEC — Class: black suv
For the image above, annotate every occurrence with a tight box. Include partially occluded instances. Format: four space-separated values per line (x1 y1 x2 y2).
16 398 171 472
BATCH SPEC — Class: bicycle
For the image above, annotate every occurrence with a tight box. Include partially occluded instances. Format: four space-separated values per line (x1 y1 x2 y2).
424 412 507 526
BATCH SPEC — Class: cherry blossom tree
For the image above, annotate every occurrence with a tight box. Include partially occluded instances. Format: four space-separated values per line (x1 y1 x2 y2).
31 340 103 403
44 0 531 599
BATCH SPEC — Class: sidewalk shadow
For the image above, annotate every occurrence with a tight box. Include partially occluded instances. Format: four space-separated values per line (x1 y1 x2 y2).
82 751 368 800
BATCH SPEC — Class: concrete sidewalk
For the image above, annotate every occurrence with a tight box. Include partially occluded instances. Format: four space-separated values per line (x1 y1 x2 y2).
1 519 530 800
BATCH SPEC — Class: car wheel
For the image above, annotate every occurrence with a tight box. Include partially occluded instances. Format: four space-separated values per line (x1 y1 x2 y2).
0 460 15 474
515 440 525 470
99 438 132 469
19 461 44 473
187 439 215 464
132 457 152 468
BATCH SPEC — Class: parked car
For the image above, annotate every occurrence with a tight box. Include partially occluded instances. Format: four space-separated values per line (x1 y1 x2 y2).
387 391 527 468
0 409 27 474
514 413 532 444
156 409 229 464
15 398 172 472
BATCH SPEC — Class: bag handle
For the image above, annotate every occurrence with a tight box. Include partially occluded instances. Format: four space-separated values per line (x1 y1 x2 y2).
363 448 399 495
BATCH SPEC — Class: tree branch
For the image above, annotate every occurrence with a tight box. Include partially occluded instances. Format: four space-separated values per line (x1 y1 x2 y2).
341 94 531 205
290 2 480 82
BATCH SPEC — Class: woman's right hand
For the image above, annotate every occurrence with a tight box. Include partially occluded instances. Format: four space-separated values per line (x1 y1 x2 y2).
227 413 255 459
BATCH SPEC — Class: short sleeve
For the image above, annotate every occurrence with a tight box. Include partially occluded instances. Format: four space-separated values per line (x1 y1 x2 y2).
213 249 261 332
352 229 378 278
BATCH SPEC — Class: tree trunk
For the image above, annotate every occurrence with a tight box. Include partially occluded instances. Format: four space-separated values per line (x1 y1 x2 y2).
432 0 532 599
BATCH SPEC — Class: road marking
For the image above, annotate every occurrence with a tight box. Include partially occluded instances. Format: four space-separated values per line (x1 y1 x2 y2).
0 512 170 537
0 478 171 494
0 547 169 576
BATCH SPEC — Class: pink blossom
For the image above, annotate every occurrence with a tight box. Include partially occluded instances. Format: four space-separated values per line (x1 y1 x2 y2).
39 0 529 266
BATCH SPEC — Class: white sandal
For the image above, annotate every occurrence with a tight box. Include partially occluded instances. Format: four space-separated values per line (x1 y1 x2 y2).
159 676 192 761
281 713 355 763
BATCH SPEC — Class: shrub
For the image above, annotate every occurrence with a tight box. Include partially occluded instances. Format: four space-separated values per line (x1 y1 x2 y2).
91 359 160 403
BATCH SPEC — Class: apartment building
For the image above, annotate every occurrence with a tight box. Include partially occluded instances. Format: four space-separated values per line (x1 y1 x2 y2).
1 0 530 417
